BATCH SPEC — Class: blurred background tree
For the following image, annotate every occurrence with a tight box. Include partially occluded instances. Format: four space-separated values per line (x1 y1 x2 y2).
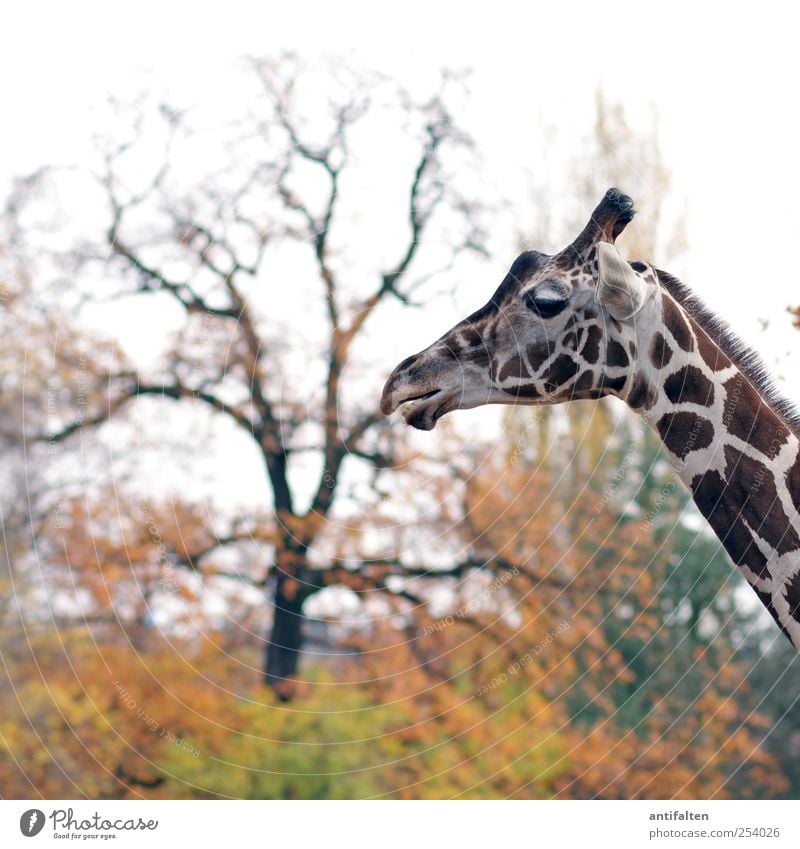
7 57 492 700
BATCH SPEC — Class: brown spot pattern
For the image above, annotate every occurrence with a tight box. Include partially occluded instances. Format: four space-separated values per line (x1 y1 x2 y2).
600 374 627 394
464 346 491 369
581 325 602 364
649 331 673 370
664 366 715 407
691 468 770 577
722 445 800 555
695 325 732 371
607 339 629 368
785 451 800 515
462 327 484 348
563 331 579 351
527 339 556 372
785 571 800 619
656 411 714 460
722 374 789 457
574 371 594 393
662 293 694 352
507 383 541 398
498 356 530 381
543 354 579 391
627 375 656 410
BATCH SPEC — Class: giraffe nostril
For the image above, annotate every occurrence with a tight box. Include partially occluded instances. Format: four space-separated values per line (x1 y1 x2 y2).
395 354 420 372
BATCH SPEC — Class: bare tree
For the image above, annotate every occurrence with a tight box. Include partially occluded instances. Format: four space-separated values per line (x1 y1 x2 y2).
38 56 487 698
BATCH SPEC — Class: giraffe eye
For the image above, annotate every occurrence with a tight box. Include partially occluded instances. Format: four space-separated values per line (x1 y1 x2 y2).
524 291 568 319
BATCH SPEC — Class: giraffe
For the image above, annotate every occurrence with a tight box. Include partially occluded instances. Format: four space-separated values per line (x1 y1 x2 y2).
381 188 800 648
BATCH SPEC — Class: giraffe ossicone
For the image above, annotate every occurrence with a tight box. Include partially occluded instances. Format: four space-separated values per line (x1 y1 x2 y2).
381 188 800 648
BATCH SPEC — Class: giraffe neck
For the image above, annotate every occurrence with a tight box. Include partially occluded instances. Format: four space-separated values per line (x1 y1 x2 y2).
631 285 800 647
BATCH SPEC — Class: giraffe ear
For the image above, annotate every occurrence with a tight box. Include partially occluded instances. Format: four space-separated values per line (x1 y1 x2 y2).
596 242 651 321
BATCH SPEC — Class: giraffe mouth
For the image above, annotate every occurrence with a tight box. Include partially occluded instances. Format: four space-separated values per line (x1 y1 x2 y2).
399 389 441 406
397 389 450 430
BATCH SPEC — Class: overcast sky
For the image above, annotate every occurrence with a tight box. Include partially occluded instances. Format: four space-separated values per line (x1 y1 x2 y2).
5 0 800 419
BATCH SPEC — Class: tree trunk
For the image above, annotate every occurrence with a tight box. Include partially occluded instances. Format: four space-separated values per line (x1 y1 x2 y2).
264 546 310 701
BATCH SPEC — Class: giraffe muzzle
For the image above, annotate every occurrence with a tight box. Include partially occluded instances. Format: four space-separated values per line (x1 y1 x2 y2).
382 338 483 429
381 383 450 430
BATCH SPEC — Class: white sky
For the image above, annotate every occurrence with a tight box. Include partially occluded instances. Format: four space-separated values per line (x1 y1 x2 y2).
5 1 800 351
4 0 800 507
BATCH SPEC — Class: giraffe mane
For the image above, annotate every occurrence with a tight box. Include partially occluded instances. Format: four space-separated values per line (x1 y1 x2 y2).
656 268 800 438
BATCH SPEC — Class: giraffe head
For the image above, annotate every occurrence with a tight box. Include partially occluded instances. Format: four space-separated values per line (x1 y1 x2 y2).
381 189 663 430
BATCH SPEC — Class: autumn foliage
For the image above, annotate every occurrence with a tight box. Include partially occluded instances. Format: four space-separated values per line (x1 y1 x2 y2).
0 405 792 799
